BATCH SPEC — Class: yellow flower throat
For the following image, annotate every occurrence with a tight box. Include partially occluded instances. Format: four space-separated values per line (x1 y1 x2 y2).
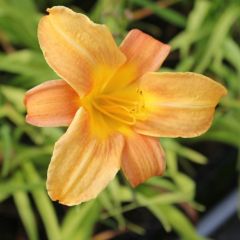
92 88 145 126
80 65 148 138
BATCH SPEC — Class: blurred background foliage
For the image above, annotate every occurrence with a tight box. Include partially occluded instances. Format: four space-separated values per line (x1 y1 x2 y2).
0 0 240 239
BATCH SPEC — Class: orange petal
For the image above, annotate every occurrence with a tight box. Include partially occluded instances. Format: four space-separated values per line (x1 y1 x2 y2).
47 108 124 206
25 80 79 127
38 6 126 96
103 30 171 93
120 29 171 79
135 72 227 137
122 133 165 187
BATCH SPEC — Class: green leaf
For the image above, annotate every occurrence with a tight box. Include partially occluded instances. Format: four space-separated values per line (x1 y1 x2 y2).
139 192 190 206
195 4 240 72
163 139 207 164
0 85 25 112
0 50 57 87
186 0 211 31
160 205 206 240
22 162 61 240
108 178 126 228
129 0 186 27
146 177 178 191
173 173 195 200
13 171 39 240
224 38 240 72
0 125 12 177
0 104 25 125
62 201 101 240
0 0 40 48
165 149 178 178
138 194 171 232
0 177 43 202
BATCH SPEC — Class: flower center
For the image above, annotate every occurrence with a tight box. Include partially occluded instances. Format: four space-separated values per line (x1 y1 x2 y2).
91 88 146 126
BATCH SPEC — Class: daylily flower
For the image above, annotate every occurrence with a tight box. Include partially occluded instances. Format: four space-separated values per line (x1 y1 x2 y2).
24 6 227 206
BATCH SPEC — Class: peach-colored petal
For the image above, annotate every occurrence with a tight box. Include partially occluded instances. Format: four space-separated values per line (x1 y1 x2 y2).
120 29 171 79
25 80 79 127
122 133 165 187
103 30 170 93
135 72 227 137
47 108 124 206
38 6 126 96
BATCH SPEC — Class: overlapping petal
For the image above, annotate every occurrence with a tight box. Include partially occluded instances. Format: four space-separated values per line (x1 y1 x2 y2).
103 30 170 92
38 6 126 96
135 72 227 137
120 29 171 80
25 80 79 127
47 108 124 206
122 133 165 187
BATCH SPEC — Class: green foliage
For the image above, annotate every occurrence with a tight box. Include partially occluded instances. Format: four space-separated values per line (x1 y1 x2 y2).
129 0 186 27
0 0 239 239
0 0 40 48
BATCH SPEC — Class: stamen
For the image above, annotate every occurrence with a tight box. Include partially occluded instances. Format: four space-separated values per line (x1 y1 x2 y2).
92 100 136 125
92 88 145 126
96 94 139 108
